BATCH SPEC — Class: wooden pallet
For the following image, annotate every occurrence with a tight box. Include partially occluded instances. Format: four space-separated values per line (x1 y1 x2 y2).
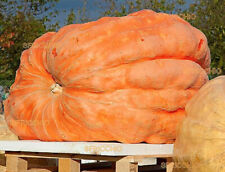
0 141 174 172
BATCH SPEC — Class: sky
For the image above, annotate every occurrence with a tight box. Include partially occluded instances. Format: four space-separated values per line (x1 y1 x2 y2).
52 0 194 27
54 0 124 26
55 0 124 17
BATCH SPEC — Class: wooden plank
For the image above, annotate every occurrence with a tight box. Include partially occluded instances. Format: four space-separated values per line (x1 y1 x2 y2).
5 151 122 161
5 151 72 159
0 141 174 156
59 158 80 172
28 169 52 172
5 151 124 161
115 158 138 172
0 165 6 172
6 155 28 172
4 151 173 172
0 153 6 166
5 151 172 161
166 158 174 172
72 155 123 161
82 170 114 172
116 160 130 172
130 163 138 172
137 157 156 166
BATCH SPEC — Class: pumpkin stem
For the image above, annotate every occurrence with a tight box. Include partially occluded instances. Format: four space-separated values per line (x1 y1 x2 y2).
51 83 62 94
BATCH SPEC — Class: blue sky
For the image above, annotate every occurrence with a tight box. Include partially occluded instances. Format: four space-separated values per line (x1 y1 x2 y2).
55 0 104 25
55 0 124 17
53 0 194 27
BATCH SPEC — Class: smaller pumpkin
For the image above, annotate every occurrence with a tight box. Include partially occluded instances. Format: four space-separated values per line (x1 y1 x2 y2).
173 76 225 172
0 115 18 140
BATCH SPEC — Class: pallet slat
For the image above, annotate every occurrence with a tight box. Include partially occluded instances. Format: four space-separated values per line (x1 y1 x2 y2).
0 141 174 172
59 158 80 172
6 155 28 172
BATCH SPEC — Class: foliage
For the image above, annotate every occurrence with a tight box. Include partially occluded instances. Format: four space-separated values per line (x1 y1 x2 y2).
187 0 225 77
66 9 76 25
65 0 89 25
0 0 59 87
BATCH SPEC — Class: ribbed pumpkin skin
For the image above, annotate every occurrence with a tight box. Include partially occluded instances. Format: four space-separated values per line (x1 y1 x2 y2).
4 10 210 143
173 76 225 172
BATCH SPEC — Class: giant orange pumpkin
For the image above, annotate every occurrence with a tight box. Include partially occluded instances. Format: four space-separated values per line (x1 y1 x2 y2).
4 10 210 143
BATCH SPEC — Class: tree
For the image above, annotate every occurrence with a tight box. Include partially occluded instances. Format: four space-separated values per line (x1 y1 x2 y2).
65 0 90 25
66 9 76 25
186 0 225 78
0 0 60 87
